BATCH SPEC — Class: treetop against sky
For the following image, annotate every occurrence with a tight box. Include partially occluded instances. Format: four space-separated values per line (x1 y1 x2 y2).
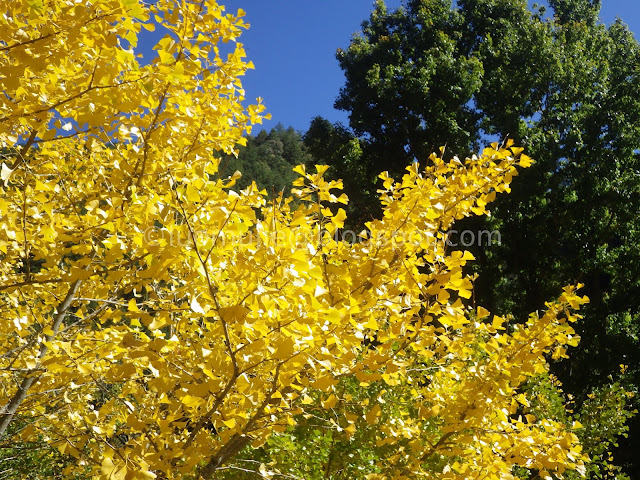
220 0 640 133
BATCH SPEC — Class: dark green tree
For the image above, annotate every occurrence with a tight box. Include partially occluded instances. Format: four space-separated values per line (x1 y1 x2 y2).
218 123 313 197
334 0 640 476
335 0 483 165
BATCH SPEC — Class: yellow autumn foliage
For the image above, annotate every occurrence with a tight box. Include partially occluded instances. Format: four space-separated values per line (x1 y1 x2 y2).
1 1 588 479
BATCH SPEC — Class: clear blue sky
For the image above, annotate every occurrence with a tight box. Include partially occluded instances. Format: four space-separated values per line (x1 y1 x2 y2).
216 1 640 134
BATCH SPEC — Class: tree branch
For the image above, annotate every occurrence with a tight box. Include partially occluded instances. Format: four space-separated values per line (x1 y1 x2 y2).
0 280 81 437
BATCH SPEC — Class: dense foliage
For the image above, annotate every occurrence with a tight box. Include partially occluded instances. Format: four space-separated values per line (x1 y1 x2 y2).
0 1 602 479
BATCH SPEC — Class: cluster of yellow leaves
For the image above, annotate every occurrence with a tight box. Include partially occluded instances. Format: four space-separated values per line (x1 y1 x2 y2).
0 0 258 150
1 1 588 479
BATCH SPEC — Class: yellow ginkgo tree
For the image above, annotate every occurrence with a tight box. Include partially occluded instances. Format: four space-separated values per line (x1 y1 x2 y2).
1 1 589 479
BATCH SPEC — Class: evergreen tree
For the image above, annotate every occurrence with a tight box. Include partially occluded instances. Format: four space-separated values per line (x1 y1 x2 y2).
219 124 313 197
